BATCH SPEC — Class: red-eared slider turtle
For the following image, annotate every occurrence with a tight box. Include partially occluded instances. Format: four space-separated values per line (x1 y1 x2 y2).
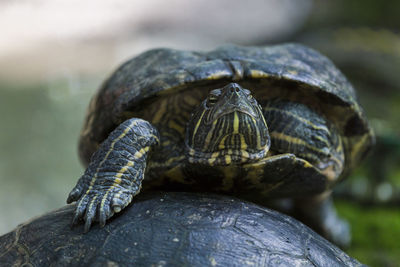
0 192 365 266
67 44 374 246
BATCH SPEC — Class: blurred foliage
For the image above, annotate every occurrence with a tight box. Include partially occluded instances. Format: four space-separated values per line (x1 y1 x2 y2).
294 1 400 265
297 0 400 204
337 201 400 267
0 81 93 234
310 0 400 29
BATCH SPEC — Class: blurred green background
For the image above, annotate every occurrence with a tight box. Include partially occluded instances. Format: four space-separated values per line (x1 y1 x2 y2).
0 1 399 266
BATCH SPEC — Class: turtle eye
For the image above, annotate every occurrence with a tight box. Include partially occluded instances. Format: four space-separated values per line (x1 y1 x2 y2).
243 89 255 101
206 89 222 107
206 94 219 107
247 93 257 103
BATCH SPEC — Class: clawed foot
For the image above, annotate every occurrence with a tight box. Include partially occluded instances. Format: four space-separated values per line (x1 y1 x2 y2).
67 118 159 232
67 176 137 232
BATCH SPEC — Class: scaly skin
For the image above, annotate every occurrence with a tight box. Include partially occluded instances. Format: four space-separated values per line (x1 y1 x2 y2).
67 118 159 232
67 84 348 247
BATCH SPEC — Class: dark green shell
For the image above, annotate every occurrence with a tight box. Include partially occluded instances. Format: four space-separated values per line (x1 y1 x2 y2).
79 44 374 176
0 192 365 266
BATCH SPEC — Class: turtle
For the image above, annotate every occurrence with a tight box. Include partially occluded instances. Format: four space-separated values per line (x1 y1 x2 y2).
0 192 366 266
66 44 374 247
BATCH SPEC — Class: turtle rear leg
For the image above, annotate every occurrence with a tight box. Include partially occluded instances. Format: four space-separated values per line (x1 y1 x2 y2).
67 118 159 232
294 192 350 248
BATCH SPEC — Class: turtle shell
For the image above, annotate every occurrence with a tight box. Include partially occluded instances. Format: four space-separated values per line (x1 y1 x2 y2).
0 192 365 266
79 44 374 178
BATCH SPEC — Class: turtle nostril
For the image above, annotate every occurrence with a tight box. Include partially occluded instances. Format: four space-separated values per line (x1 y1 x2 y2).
222 83 243 95
230 86 240 93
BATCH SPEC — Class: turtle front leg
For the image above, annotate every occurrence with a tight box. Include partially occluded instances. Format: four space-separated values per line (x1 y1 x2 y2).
67 118 159 232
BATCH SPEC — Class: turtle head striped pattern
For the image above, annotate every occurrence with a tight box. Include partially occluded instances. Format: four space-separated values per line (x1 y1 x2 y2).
185 83 270 166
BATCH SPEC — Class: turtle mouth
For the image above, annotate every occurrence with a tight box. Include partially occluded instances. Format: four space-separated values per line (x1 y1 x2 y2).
186 146 269 166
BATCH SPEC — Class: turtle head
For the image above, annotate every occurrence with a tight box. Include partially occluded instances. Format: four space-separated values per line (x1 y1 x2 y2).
185 83 270 165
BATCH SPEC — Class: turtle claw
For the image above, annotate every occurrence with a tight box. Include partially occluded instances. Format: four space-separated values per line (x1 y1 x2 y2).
67 174 91 204
113 206 122 213
98 205 108 228
70 186 135 232
83 198 98 233
99 197 114 228
111 192 133 213
71 213 80 228
70 195 89 227
67 187 82 204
